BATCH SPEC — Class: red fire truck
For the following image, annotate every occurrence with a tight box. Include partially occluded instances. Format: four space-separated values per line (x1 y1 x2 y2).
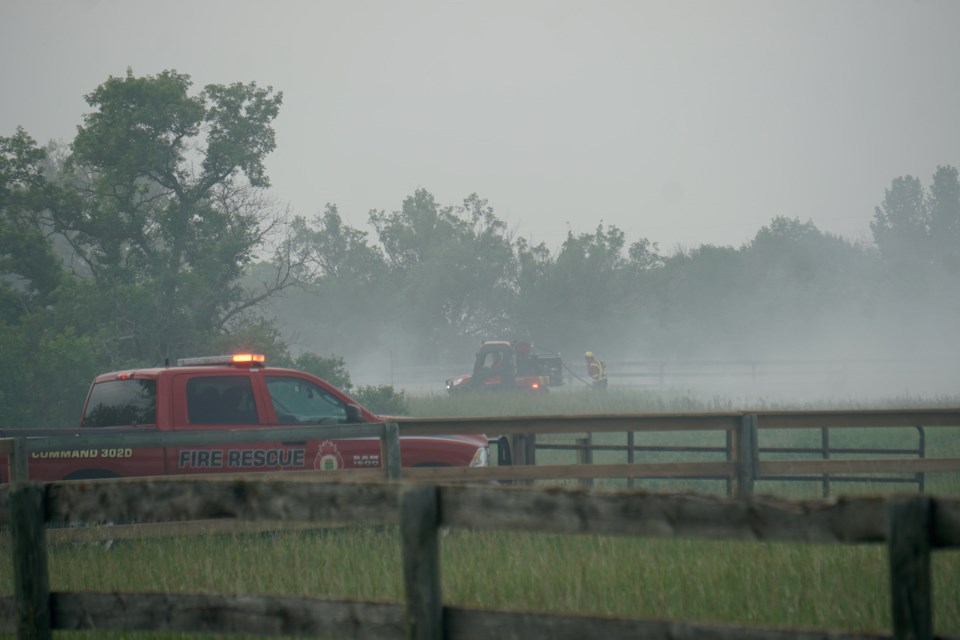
446 340 564 394
0 353 489 483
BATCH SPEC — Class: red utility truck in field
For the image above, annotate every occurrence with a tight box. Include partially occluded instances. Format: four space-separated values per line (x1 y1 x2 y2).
446 340 564 395
0 354 489 483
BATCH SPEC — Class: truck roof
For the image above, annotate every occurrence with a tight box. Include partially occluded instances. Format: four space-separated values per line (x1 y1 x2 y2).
87 355 380 425
92 364 327 384
92 353 281 383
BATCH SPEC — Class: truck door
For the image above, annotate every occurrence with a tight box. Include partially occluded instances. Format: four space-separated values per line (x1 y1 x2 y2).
170 373 308 475
263 374 377 471
472 346 516 390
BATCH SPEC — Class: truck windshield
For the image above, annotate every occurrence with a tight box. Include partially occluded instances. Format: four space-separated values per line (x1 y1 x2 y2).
82 379 157 428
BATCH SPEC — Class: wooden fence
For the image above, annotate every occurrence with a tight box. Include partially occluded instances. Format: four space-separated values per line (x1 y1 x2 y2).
2 476 960 639
392 409 960 495
3 408 960 497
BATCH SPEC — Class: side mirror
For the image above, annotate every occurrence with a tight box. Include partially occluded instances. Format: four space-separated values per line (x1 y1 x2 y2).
345 404 363 423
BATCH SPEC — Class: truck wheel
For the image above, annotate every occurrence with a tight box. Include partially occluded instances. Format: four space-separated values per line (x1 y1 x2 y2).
63 469 121 481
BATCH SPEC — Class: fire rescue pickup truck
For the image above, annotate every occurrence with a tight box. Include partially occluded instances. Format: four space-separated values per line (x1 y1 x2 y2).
0 354 489 483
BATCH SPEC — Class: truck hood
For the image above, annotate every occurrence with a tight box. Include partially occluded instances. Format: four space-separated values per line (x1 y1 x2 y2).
375 418 488 449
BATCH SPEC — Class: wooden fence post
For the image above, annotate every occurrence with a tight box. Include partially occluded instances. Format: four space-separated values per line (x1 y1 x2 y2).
510 434 526 466
382 422 403 480
576 436 593 488
735 414 758 498
524 433 536 466
916 426 926 494
821 427 831 498
724 430 733 497
509 434 537 485
495 435 512 466
888 497 932 640
12 437 29 484
400 485 443 640
510 433 537 467
10 483 51 640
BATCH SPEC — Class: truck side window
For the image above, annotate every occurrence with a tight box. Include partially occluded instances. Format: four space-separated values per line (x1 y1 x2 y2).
83 379 157 428
265 376 347 424
186 377 258 425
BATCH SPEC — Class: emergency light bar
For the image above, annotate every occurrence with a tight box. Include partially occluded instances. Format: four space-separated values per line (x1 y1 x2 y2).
177 354 266 367
231 353 265 364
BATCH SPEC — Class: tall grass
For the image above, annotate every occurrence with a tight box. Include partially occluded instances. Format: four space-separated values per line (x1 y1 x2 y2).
2 526 958 639
414 388 960 498
408 387 960 417
409 388 740 416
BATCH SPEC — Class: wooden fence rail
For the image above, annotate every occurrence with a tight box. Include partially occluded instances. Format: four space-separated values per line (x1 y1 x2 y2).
3 409 960 502
397 409 960 495
391 408 960 435
3 476 960 639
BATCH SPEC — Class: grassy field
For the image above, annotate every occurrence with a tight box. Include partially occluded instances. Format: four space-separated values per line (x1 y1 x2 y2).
407 386 960 417
412 388 960 498
3 389 958 639
512 422 960 497
2 526 959 639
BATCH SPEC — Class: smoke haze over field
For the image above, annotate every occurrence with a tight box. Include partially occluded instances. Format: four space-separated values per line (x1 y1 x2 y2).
2 1 959 409
2 0 959 251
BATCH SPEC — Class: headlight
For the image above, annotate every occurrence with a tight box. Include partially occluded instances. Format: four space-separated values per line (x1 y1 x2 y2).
470 446 489 467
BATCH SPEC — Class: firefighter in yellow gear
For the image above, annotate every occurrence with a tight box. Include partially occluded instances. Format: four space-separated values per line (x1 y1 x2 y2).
585 352 607 390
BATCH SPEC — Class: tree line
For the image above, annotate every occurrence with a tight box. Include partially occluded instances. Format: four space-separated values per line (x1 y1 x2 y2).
270 174 959 371
2 69 958 426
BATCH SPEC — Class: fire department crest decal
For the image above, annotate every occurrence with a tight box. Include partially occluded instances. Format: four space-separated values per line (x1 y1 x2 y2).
314 440 344 471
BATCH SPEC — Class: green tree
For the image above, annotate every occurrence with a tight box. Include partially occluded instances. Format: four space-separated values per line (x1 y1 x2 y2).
741 217 877 350
870 165 960 317
353 385 409 415
50 69 297 364
0 70 308 425
369 189 516 358
290 352 353 391
512 237 555 338
296 204 387 284
0 127 63 321
871 174 928 271
927 165 960 274
0 129 111 426
260 205 391 358
516 223 645 353
653 244 745 356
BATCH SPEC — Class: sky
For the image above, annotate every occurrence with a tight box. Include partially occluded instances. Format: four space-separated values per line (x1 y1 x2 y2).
2 0 959 253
